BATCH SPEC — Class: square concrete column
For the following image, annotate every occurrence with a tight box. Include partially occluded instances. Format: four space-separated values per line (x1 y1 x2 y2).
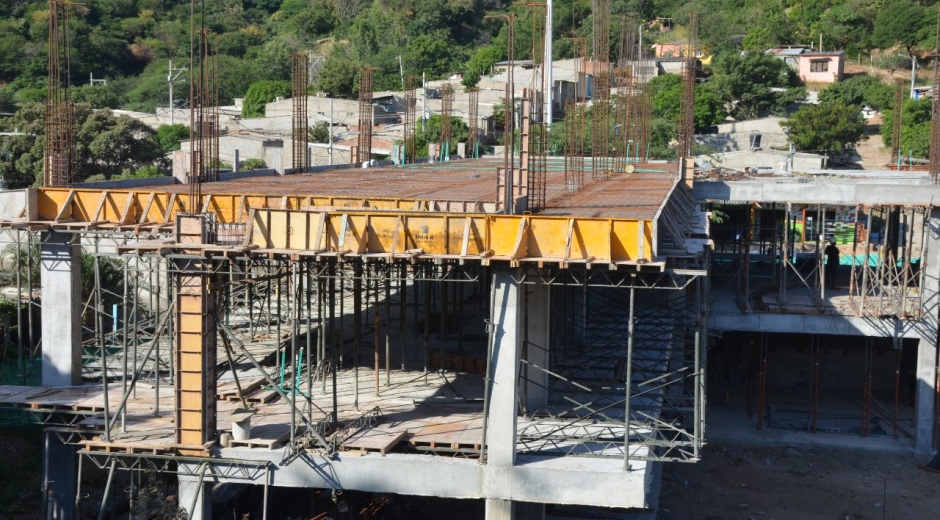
915 338 937 453
487 269 522 467
916 206 940 453
486 499 514 520
523 282 550 411
40 231 82 387
178 474 212 520
43 430 77 520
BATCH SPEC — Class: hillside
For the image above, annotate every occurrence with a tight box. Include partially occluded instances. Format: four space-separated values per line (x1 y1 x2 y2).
1 0 936 112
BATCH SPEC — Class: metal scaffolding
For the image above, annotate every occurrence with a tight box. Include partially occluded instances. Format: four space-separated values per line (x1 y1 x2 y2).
291 53 309 173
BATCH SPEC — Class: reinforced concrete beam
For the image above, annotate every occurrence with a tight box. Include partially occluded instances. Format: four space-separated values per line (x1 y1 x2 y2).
693 179 940 206
205 450 651 509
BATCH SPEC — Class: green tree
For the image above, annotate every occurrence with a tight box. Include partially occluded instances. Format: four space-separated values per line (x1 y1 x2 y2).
77 112 165 179
818 75 894 111
406 30 463 79
316 53 360 99
242 80 291 118
881 97 932 158
873 1 929 57
308 121 331 144
710 51 801 120
415 115 469 158
648 75 726 130
156 124 190 153
781 101 866 157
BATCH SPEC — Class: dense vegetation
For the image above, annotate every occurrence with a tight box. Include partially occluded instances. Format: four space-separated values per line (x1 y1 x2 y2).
1 1 939 184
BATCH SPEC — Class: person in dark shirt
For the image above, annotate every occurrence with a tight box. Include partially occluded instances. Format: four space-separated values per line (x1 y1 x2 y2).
824 239 840 289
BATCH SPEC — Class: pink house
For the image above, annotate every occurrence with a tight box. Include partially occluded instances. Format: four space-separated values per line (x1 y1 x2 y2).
797 51 844 83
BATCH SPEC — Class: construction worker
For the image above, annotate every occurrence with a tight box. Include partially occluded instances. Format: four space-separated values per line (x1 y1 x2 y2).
824 239 840 290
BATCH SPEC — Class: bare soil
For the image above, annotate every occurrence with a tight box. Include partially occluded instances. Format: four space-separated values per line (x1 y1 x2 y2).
659 441 939 520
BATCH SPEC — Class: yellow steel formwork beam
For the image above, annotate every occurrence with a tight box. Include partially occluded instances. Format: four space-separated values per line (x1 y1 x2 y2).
24 188 658 266
248 209 656 266
34 187 431 225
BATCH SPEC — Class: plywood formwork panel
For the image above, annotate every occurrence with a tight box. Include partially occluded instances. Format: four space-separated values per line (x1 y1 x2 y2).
174 256 217 451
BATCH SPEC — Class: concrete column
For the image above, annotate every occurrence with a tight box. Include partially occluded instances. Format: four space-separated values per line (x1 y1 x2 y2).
177 475 212 520
516 501 546 520
916 206 940 453
487 269 522 467
43 430 77 520
486 498 514 520
915 338 937 453
524 282 550 410
40 231 82 387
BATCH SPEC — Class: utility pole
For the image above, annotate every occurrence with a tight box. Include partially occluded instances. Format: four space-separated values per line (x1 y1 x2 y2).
167 60 187 124
397 55 405 91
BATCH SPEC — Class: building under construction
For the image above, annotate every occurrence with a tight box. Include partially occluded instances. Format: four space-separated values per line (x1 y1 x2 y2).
2 2 940 519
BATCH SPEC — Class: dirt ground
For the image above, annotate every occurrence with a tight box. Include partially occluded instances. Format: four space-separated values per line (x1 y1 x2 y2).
659 441 940 520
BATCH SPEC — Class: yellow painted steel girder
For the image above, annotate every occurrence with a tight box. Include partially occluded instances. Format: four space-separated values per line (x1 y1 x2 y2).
248 209 656 266
23 188 658 266
34 187 432 225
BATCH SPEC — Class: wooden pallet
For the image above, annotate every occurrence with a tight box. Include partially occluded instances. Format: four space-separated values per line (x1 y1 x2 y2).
228 431 290 449
82 440 172 455
342 426 407 455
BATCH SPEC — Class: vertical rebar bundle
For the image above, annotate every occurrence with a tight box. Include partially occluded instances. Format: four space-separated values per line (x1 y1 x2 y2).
931 18 940 182
612 16 636 172
189 24 220 204
891 79 904 169
467 87 479 158
291 53 309 174
564 37 588 192
356 67 374 165
487 13 516 212
404 76 418 163
591 0 611 180
677 13 698 161
440 83 453 160
44 0 74 188
521 2 548 211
